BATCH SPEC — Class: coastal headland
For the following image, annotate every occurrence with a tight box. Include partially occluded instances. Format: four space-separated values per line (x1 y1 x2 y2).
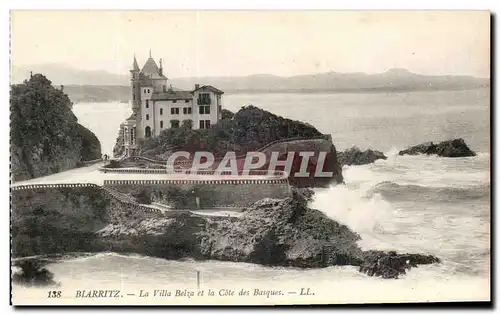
11 73 441 283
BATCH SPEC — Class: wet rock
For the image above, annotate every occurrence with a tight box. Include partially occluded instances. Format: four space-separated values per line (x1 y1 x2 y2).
13 187 442 278
359 250 441 279
398 138 476 157
337 147 387 166
12 259 58 287
199 195 363 268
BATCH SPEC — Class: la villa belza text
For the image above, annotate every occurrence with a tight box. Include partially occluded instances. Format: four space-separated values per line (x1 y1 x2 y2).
65 288 315 299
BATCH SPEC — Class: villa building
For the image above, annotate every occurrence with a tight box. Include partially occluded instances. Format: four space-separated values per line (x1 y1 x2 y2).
121 52 224 157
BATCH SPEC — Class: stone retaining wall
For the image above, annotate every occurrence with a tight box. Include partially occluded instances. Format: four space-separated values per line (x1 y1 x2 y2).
104 180 291 207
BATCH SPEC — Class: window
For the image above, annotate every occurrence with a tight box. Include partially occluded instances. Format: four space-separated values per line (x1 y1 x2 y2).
147 89 150 93
197 93 211 105
144 89 146 93
199 120 211 129
133 94 135 101
160 120 164 128
146 114 149 120
173 100 177 103
160 108 163 115
145 126 151 138
188 107 192 114
171 108 179 115
183 108 187 115
199 105 210 115
170 120 180 128
146 100 149 108
185 100 190 103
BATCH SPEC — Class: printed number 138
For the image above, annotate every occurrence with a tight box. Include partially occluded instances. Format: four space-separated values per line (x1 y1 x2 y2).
48 291 61 298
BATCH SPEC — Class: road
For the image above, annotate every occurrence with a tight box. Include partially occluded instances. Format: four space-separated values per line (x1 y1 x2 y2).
10 163 285 188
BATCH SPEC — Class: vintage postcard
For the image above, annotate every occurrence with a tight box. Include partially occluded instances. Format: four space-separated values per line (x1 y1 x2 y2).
10 10 491 305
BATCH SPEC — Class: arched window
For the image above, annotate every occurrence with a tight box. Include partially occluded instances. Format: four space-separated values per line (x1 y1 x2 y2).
145 126 151 138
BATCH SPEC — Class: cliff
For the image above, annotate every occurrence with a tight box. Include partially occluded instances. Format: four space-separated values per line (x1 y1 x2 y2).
10 74 102 181
11 186 439 279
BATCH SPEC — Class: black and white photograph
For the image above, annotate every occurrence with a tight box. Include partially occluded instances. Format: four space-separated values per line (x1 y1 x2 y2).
9 10 491 305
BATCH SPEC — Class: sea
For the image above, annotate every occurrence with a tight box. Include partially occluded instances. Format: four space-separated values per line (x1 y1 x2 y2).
12 88 490 304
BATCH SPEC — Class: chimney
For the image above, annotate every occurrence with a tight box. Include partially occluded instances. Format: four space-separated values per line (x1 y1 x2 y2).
195 84 200 90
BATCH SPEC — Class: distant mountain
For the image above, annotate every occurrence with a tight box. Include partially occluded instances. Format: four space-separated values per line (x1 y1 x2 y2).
171 68 489 93
11 64 129 86
11 64 489 103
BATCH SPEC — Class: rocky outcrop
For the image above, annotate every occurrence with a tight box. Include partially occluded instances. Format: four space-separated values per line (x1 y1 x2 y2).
129 105 343 188
198 196 362 267
10 74 102 181
398 139 476 157
337 147 387 166
12 186 440 279
359 251 440 279
12 259 58 287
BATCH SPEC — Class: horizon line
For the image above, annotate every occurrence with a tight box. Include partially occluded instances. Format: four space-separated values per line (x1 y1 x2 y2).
11 63 490 80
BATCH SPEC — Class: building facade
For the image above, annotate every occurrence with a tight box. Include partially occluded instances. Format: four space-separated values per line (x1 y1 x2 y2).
121 52 224 157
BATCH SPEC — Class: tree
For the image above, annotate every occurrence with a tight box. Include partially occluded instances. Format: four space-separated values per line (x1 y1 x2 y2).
182 119 193 130
170 119 180 128
221 109 234 120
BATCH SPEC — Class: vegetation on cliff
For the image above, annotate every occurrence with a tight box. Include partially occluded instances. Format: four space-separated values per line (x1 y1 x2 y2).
10 74 102 181
138 105 327 158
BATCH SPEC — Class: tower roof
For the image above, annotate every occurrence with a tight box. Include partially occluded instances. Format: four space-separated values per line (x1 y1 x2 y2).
132 55 140 71
141 57 160 76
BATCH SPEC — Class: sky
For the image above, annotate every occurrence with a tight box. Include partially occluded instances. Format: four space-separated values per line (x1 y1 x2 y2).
10 10 490 78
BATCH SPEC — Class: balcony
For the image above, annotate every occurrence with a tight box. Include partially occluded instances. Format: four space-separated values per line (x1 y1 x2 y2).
197 98 211 105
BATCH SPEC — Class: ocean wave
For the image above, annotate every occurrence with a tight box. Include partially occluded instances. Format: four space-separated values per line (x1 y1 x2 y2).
343 153 490 190
369 181 490 203
310 185 397 235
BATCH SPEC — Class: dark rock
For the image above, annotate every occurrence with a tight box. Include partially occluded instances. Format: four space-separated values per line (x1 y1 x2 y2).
398 138 476 157
199 196 363 268
131 189 152 205
337 147 387 166
12 187 441 278
359 250 440 279
10 74 102 181
12 259 58 287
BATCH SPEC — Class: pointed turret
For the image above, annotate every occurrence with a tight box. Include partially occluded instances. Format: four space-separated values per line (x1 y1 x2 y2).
132 54 140 71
